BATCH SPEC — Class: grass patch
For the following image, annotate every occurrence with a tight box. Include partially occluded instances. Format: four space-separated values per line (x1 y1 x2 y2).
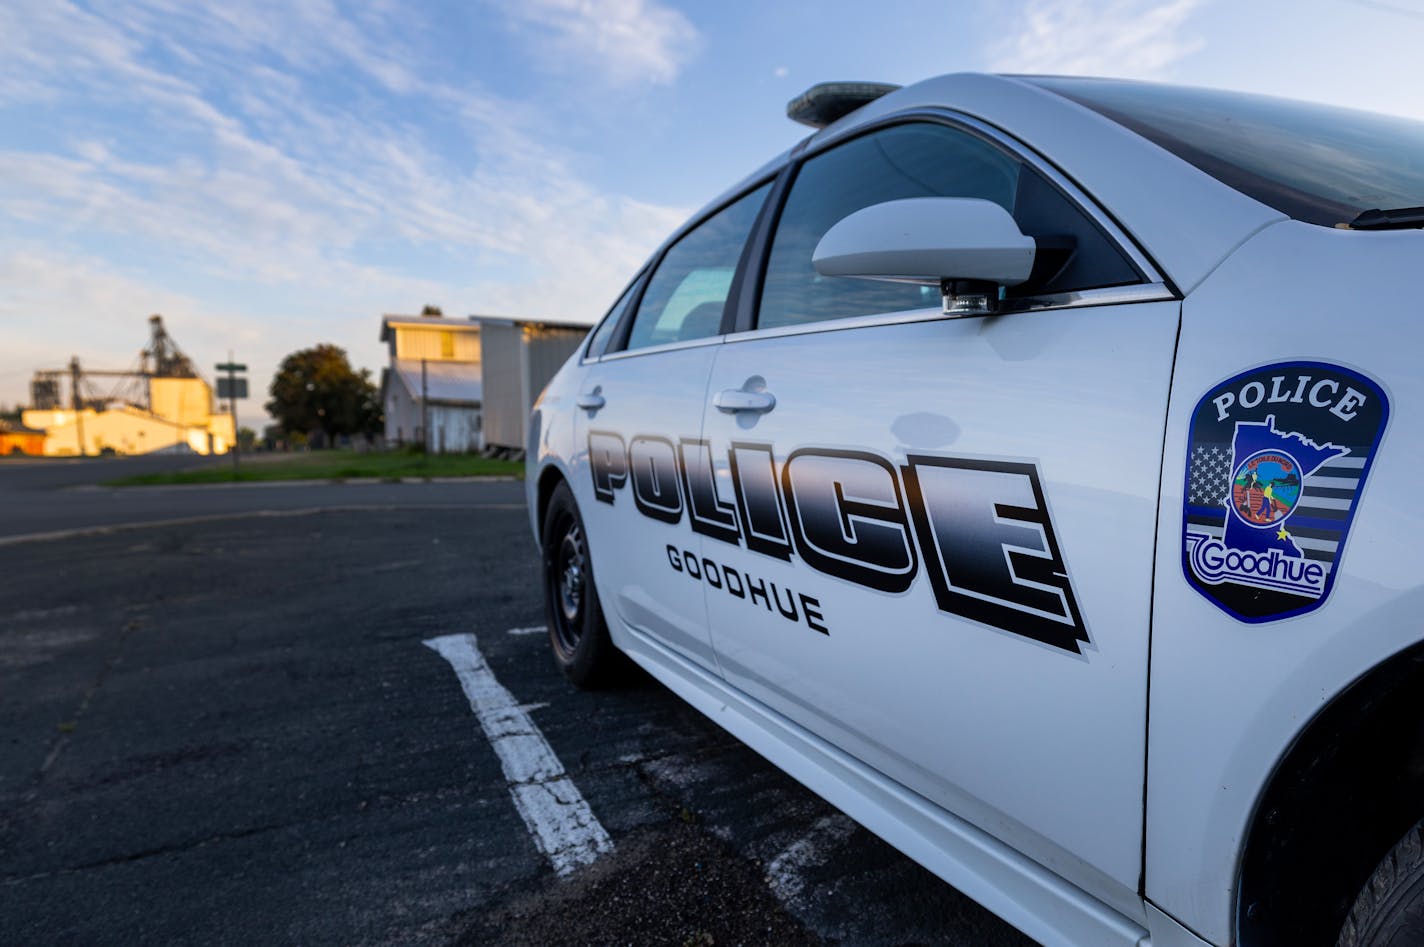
106 449 524 486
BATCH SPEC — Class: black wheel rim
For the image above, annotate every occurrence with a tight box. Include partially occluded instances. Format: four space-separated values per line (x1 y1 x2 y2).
547 513 586 654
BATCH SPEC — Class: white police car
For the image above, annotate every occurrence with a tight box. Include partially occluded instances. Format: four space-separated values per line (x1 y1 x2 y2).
525 74 1424 947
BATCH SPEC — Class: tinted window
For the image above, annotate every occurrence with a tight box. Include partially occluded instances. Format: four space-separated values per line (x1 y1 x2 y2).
1031 77 1424 227
585 278 639 359
625 184 771 351
758 122 1137 331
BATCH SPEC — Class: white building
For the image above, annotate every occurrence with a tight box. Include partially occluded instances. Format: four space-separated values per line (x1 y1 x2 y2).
378 313 483 453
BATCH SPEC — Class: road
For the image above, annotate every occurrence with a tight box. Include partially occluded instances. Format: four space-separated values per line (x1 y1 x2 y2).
0 460 1034 946
0 455 526 541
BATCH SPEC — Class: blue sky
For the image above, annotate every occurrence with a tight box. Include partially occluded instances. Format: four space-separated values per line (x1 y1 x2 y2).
2 0 1422 426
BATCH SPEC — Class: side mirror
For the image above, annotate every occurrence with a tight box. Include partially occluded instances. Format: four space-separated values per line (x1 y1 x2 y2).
812 197 1039 315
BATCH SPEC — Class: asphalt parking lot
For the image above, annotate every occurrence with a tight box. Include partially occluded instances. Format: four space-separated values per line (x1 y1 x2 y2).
0 459 1033 946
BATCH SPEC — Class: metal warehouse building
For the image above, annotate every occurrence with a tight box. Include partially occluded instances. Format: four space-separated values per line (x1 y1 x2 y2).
475 316 589 456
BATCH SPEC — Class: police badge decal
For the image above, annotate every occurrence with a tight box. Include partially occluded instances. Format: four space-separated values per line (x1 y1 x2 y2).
1182 362 1389 623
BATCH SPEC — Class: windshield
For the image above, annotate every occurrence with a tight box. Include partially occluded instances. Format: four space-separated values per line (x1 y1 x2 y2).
1028 76 1424 228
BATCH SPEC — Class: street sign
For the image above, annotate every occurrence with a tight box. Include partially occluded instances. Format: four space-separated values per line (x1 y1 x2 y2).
217 358 248 473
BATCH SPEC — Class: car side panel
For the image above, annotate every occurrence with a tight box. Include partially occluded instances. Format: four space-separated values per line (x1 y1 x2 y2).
1147 222 1424 944
528 350 583 540
570 344 724 672
693 297 1180 922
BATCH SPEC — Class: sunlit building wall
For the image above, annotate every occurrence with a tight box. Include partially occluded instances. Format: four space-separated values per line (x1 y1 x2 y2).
22 378 235 457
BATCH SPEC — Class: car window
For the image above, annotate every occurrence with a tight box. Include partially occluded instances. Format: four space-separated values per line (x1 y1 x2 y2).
585 278 639 360
1030 77 1424 228
757 122 1140 331
624 183 771 352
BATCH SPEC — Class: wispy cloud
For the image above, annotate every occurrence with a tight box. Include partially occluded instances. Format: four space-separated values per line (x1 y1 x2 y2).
0 251 253 363
0 1 686 291
0 1 691 419
498 0 701 86
991 0 1206 78
0 244 460 398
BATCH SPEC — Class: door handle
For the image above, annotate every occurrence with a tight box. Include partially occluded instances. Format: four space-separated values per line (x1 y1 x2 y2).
576 390 605 411
713 388 776 414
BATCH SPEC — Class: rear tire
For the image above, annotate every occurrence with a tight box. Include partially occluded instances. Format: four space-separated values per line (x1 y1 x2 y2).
541 480 625 688
1338 818 1424 946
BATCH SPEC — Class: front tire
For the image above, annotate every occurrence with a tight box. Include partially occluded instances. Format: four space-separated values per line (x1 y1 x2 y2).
541 480 625 688
1338 818 1424 946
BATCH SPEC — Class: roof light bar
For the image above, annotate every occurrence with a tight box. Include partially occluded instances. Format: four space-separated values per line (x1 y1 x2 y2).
786 81 902 129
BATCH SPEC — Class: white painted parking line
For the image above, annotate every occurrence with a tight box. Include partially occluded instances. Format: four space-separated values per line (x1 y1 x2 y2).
765 813 857 903
424 633 613 876
506 625 547 636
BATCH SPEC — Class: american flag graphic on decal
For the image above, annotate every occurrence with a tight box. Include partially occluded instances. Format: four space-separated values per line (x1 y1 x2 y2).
1181 362 1389 623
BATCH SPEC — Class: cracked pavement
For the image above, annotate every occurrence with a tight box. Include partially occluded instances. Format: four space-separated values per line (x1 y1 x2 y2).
0 462 1033 945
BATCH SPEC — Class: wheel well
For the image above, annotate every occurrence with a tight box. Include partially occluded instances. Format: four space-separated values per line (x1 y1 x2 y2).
535 465 568 535
1237 640 1424 946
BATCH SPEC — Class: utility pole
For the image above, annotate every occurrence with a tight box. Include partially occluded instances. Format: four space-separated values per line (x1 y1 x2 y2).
69 356 87 457
227 357 239 473
421 357 430 454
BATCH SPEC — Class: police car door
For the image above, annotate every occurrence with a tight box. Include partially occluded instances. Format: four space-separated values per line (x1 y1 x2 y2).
697 120 1177 912
574 181 771 673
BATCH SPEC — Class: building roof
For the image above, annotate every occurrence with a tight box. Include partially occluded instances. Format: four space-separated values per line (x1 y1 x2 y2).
468 313 594 332
389 358 482 405
379 314 482 342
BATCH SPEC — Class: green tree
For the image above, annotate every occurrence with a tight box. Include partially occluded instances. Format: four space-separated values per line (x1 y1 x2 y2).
265 345 381 447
